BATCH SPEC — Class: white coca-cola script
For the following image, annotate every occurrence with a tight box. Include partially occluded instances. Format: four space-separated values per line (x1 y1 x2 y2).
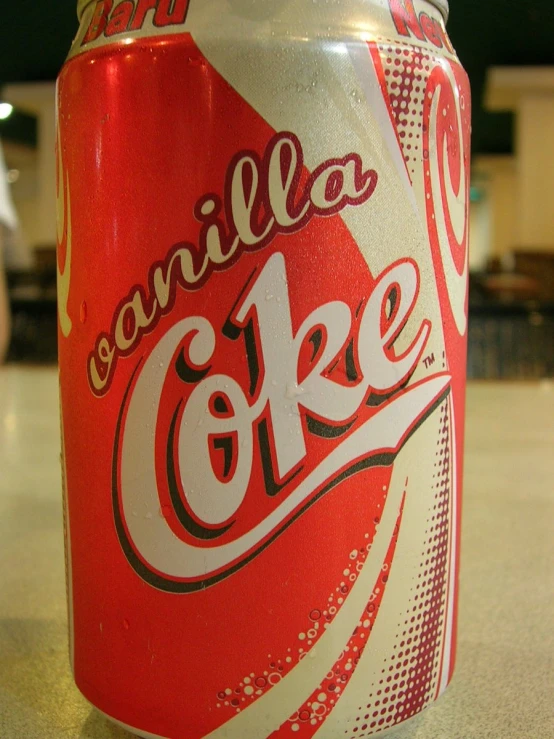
114 251 450 591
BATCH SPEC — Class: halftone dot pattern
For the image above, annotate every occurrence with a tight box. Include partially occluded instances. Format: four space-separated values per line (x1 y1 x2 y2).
344 401 451 737
378 41 433 179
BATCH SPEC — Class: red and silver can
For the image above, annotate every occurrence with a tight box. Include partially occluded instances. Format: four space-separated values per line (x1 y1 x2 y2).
57 0 470 736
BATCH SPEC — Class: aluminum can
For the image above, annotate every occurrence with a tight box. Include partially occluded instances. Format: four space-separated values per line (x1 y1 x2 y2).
57 0 470 736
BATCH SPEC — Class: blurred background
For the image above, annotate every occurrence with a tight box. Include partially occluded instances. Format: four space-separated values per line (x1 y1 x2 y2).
0 0 553 376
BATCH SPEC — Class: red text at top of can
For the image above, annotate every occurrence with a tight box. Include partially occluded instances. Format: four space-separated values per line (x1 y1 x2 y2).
57 0 469 737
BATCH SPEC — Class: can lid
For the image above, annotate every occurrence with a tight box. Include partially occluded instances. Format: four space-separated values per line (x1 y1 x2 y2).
76 0 449 25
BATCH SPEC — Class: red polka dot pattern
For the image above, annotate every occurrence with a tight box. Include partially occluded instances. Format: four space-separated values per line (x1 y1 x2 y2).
345 400 451 737
380 41 433 179
276 494 408 736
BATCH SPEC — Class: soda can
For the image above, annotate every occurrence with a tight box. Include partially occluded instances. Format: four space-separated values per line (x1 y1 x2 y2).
57 0 470 736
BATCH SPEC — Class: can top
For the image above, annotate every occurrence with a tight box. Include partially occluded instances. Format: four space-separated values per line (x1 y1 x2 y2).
433 0 450 21
77 0 89 21
77 0 449 23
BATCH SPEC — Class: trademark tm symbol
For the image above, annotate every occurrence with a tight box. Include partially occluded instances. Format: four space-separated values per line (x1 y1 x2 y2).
423 353 436 369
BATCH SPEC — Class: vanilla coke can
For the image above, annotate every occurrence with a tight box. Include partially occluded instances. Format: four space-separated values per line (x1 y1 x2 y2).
57 0 470 736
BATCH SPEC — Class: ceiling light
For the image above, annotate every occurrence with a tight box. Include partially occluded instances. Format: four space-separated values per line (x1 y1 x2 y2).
0 102 14 120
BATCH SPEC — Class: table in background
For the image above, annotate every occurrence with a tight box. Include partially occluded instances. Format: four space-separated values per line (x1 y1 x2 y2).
1 367 553 739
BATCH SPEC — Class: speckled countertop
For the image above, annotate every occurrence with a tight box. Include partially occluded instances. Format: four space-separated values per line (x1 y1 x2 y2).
1 368 553 739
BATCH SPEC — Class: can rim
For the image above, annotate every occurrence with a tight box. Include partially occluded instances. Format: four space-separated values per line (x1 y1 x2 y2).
431 0 450 22
77 0 92 21
77 0 449 25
